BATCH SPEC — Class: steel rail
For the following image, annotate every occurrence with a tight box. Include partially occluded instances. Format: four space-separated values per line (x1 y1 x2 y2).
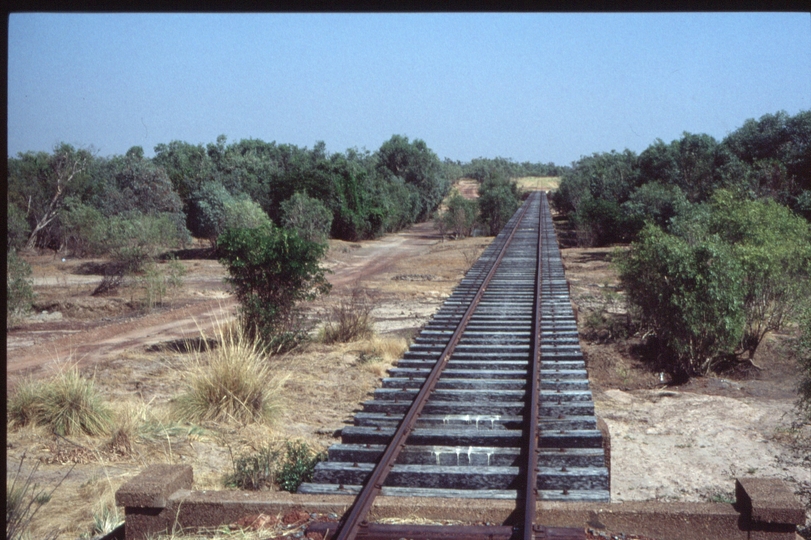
332 196 537 540
523 192 545 540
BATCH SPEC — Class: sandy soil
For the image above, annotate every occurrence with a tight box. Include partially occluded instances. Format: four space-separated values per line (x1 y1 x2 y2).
6 221 464 383
561 245 811 525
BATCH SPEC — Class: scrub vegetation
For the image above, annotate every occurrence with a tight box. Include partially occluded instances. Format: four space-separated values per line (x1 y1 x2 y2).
552 109 811 388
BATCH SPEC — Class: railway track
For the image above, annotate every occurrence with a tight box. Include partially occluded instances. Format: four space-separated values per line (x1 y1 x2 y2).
300 192 609 539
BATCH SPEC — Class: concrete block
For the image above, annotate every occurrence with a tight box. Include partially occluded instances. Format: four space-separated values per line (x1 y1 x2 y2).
116 464 193 508
735 478 805 525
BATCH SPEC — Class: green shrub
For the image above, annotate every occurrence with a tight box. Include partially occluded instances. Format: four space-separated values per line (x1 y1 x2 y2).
702 190 811 360
217 223 330 351
8 369 112 436
278 441 325 493
104 212 190 273
618 224 745 380
224 440 325 493
7 249 35 328
61 200 107 257
619 191 811 380
575 197 630 246
62 206 190 272
222 197 272 231
187 181 235 242
621 181 691 234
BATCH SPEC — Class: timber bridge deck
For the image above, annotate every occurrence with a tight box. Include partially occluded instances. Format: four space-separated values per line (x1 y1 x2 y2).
300 191 609 540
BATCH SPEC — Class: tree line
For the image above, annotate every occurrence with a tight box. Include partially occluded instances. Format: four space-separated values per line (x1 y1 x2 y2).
8 135 557 255
6 134 537 347
552 110 811 393
552 109 811 246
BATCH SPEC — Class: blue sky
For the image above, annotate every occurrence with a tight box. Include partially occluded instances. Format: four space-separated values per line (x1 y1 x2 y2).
8 13 811 166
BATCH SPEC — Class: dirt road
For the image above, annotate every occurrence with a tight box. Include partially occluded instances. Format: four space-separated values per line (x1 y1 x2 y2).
6 221 443 382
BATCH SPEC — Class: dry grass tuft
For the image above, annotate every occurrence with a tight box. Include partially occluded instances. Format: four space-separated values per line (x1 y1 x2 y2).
321 287 375 344
8 368 112 436
355 335 408 377
172 319 286 425
7 454 73 540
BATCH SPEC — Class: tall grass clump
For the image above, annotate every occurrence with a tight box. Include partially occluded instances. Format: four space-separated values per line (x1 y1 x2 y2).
172 320 283 424
321 287 375 344
356 336 408 377
8 369 112 436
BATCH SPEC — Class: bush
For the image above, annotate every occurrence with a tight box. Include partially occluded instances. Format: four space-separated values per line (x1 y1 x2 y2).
478 174 521 236
621 181 691 234
7 249 35 328
104 212 191 273
187 181 235 242
574 197 630 246
172 320 283 424
217 223 330 351
619 191 811 380
439 190 479 239
618 224 745 380
224 440 325 493
702 190 811 360
222 197 272 231
61 200 106 257
278 441 325 493
62 207 191 273
321 287 375 344
8 369 112 436
281 192 333 245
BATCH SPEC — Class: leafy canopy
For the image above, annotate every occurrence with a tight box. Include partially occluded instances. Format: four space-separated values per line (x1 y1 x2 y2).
217 223 330 350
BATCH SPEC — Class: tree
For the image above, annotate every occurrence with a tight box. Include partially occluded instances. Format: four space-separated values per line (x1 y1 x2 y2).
217 223 331 351
7 250 35 328
575 197 630 246
14 144 94 250
478 174 521 236
376 135 449 221
7 203 29 251
551 150 640 221
103 150 184 218
439 190 479 239
187 182 235 242
280 192 333 245
621 182 691 234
